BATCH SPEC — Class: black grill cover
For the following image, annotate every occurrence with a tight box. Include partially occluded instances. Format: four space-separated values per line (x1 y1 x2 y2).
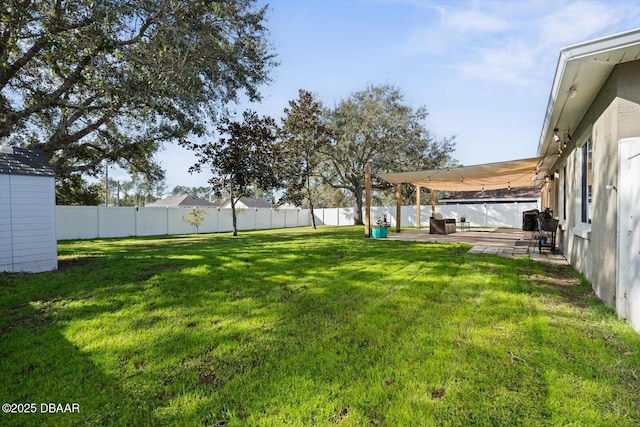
522 209 539 231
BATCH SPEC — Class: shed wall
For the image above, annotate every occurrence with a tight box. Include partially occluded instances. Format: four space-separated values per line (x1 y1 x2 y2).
0 174 57 273
0 175 13 269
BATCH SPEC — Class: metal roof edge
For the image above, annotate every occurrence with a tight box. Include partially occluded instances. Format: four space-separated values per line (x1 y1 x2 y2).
561 28 640 60
537 50 567 155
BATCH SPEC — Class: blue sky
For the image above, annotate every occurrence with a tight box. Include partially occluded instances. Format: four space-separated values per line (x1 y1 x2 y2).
150 0 640 192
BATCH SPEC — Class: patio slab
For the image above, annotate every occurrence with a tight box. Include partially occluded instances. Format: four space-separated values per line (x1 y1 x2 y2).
384 228 568 265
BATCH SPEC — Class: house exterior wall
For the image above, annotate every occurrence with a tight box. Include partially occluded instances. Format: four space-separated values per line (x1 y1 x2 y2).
0 174 57 273
562 146 594 290
556 60 640 307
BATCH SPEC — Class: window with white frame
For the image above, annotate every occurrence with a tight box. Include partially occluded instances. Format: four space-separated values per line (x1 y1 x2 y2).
581 137 592 224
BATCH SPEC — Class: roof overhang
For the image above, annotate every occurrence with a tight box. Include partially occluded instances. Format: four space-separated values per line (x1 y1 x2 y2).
376 157 543 192
537 28 640 172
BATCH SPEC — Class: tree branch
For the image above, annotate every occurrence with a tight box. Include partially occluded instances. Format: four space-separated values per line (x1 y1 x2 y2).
47 111 114 149
0 5 101 90
0 47 102 137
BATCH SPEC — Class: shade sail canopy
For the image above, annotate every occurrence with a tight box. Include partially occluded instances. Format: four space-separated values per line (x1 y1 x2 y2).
376 157 544 192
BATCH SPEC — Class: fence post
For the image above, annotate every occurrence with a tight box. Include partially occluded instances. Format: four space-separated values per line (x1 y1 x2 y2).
396 183 402 232
484 203 488 227
98 206 102 238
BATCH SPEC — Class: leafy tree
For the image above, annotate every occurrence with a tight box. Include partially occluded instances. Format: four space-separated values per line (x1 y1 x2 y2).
313 183 353 208
323 84 456 224
170 186 212 200
372 184 440 208
119 180 135 206
135 173 165 206
1 0 277 201
181 110 279 236
112 173 165 206
171 186 192 197
277 89 331 228
55 175 102 205
181 207 209 234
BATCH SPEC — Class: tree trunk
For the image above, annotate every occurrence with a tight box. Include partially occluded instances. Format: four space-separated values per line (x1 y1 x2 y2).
353 186 364 225
306 173 317 229
231 206 238 236
309 201 317 229
230 195 238 236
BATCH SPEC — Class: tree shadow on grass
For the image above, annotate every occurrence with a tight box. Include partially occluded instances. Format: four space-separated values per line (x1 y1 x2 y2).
0 303 153 426
2 228 640 425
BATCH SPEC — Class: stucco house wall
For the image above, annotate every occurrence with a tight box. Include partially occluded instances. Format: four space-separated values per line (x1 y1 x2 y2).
552 60 640 308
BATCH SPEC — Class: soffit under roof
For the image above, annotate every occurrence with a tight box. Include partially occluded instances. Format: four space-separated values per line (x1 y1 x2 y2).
537 28 640 173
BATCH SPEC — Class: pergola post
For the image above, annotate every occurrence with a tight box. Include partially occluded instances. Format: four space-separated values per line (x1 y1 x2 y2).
364 166 371 238
396 183 402 233
416 185 421 229
431 190 436 215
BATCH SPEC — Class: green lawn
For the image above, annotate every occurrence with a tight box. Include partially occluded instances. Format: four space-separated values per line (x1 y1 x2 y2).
1 226 639 426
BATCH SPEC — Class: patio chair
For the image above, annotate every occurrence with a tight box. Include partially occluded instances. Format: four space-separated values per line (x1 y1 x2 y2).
429 212 457 235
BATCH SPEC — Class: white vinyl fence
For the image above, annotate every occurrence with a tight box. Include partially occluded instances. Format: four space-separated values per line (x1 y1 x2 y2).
56 206 311 240
56 201 538 240
365 202 539 230
313 202 538 229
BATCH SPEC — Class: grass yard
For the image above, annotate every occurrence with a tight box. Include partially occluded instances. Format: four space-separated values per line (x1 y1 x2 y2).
1 226 640 426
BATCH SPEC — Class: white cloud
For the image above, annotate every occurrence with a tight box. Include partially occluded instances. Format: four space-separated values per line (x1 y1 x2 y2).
455 41 541 87
441 8 512 34
405 0 640 87
405 4 512 54
537 1 640 48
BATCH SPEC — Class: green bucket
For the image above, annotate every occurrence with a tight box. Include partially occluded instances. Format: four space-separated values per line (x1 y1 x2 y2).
371 226 388 238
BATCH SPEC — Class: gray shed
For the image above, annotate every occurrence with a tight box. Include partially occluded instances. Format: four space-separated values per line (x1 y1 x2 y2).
0 145 58 273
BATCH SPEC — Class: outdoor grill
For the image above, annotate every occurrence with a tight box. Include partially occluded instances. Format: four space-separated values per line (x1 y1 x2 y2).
522 209 539 231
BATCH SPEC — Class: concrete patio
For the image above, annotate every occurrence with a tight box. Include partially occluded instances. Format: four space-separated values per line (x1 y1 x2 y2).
385 227 568 265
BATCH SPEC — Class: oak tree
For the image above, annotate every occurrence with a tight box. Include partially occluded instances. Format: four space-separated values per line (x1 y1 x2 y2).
323 84 456 225
1 0 277 201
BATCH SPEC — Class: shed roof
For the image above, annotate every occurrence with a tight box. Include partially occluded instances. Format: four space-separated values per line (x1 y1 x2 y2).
0 146 55 177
